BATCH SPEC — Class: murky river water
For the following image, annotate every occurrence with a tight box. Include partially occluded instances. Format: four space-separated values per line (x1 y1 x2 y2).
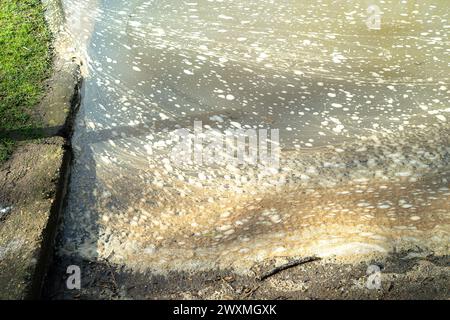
56 0 449 277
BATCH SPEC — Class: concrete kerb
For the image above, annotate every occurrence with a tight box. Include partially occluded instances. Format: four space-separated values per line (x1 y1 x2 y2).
0 0 81 299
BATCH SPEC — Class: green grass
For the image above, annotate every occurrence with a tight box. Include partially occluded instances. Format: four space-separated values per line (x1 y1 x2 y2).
0 0 51 163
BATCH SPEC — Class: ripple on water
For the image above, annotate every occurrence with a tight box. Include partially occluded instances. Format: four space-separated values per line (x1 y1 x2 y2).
57 0 450 273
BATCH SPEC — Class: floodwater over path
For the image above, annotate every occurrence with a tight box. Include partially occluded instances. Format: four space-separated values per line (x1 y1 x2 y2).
53 0 449 285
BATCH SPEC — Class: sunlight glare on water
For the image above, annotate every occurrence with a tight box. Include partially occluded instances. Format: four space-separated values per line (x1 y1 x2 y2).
58 0 449 273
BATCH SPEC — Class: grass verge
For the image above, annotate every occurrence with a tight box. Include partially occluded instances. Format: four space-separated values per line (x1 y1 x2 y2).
0 0 51 163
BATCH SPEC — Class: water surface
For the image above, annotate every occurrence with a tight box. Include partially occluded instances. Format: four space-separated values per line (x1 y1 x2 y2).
57 0 450 273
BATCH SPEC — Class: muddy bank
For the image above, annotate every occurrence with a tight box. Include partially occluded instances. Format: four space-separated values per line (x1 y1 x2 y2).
44 251 449 300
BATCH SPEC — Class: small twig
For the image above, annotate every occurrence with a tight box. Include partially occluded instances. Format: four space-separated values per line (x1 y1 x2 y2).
257 256 320 281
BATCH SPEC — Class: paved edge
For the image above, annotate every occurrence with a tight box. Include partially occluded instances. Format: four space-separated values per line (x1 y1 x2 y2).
29 0 82 299
27 146 73 300
0 0 81 300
